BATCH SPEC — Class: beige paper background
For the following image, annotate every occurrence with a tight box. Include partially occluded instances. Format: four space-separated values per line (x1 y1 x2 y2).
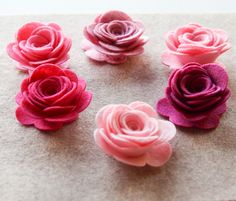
0 14 236 201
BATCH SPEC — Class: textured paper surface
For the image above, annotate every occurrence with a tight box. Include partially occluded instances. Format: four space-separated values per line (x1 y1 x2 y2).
0 14 236 201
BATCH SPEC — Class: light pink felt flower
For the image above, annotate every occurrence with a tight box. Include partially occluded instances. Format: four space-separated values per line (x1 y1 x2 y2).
16 64 92 131
94 101 176 167
7 22 72 73
81 10 148 64
161 23 230 69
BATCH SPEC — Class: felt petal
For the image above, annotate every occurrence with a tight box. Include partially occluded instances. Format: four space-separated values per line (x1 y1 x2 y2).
156 98 194 128
16 107 36 125
81 39 94 51
76 91 93 113
157 120 176 142
45 111 78 123
34 119 63 131
30 64 65 82
16 93 23 105
63 69 79 83
94 129 147 166
161 51 183 69
105 55 127 64
146 142 172 167
194 114 220 129
203 63 228 89
98 10 132 23
17 22 44 41
85 49 107 62
129 101 157 118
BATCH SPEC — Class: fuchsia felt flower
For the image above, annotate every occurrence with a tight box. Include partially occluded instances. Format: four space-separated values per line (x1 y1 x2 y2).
15 64 92 131
94 101 176 167
81 10 148 64
161 23 230 69
157 62 230 129
7 22 72 73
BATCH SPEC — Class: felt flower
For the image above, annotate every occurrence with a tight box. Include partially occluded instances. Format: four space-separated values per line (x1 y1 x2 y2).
94 101 176 167
15 64 92 131
81 10 148 64
7 22 72 73
157 62 230 129
161 23 230 69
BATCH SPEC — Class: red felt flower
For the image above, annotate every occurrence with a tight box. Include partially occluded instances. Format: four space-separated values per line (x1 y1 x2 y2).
15 64 92 131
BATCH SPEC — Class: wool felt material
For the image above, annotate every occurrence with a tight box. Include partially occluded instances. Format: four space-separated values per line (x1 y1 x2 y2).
7 22 72 73
94 101 176 167
0 14 236 201
82 10 148 64
157 62 230 129
161 23 230 69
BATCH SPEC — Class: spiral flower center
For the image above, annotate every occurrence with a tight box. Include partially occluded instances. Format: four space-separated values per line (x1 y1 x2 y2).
107 22 126 36
28 35 50 48
122 113 144 131
39 78 61 96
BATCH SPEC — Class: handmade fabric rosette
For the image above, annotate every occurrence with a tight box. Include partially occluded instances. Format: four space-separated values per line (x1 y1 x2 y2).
15 64 92 131
94 101 176 167
161 23 230 69
157 62 230 129
7 22 72 73
81 10 148 64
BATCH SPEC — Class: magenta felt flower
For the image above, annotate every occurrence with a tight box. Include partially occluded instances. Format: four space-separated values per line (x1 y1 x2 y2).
81 10 148 64
94 101 176 167
7 22 72 73
161 23 230 69
16 64 92 131
157 62 230 129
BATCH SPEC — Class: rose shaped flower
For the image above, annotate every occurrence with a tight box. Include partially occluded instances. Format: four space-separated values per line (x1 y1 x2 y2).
157 62 231 129
7 22 72 73
15 64 92 131
161 23 230 69
94 101 176 167
81 10 148 64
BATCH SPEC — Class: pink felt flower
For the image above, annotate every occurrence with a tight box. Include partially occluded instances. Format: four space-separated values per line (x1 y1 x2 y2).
161 23 230 69
7 22 72 73
94 101 176 167
157 62 230 129
81 10 148 64
15 64 92 131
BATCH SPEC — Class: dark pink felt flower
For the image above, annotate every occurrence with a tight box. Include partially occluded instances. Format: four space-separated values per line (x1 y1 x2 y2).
16 64 92 131
156 62 230 129
7 22 72 73
81 10 148 64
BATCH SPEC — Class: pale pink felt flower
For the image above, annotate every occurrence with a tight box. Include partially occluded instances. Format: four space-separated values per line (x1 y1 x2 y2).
94 101 176 167
82 10 148 64
161 23 230 69
7 22 72 73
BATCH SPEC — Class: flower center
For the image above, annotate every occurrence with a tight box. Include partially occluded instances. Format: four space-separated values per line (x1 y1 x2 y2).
107 21 126 36
186 77 209 93
39 78 61 96
122 113 144 131
28 35 50 48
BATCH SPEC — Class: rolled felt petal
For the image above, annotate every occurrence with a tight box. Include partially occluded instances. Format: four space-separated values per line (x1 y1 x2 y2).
15 64 92 131
7 22 72 73
161 23 230 69
156 62 231 129
94 101 176 167
81 10 148 64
